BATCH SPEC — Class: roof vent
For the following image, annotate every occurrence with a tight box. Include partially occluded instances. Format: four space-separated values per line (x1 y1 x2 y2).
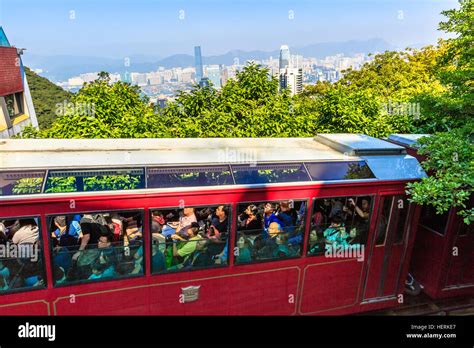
315 134 406 156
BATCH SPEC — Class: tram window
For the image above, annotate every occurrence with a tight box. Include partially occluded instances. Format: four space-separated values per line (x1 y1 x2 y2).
235 200 306 264
308 196 371 256
305 161 375 181
394 197 410 244
232 163 311 185
0 217 46 294
147 165 234 188
149 205 230 273
376 196 410 246
44 168 145 193
419 205 449 235
47 210 144 286
375 197 392 246
0 171 45 196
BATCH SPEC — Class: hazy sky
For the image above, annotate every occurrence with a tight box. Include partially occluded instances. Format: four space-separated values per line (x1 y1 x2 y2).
0 0 459 58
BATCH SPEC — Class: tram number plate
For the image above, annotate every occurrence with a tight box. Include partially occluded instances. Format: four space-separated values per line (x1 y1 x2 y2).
181 285 201 303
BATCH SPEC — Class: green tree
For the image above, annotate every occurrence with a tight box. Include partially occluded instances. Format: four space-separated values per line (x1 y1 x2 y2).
37 72 159 138
406 0 473 224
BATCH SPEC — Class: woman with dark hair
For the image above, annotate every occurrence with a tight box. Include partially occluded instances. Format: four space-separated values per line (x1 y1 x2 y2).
238 204 262 235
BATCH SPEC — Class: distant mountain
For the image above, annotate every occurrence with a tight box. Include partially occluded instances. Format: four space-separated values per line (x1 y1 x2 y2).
24 38 396 81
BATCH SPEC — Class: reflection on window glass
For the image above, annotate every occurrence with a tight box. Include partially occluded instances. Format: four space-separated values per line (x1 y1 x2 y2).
235 200 306 264
376 197 393 245
395 197 410 244
45 169 145 193
0 217 46 293
419 205 449 235
305 161 375 181
376 195 411 246
150 205 230 273
147 166 233 188
0 171 45 196
232 163 310 185
48 211 144 286
308 196 371 256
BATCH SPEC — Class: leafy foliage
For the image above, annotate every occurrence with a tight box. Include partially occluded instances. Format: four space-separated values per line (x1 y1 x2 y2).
24 67 72 129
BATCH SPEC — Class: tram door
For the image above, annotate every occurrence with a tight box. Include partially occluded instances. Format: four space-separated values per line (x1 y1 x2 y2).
448 218 474 285
363 195 413 300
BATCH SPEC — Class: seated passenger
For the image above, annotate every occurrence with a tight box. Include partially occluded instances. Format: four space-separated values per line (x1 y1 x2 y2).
206 206 228 256
0 274 8 291
0 260 10 285
264 203 283 231
54 266 67 285
72 215 106 262
124 217 142 246
236 235 252 263
170 222 202 266
12 219 39 245
88 260 116 280
323 215 350 249
162 208 197 237
308 229 325 255
257 222 283 259
238 205 262 235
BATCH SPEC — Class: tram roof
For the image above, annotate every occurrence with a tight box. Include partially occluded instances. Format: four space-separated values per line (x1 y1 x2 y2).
0 135 426 184
0 137 367 169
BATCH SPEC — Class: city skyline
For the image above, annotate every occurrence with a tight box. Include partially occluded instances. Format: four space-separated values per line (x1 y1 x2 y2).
0 0 458 59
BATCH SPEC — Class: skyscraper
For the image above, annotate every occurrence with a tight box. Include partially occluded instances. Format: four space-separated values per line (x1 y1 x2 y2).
194 46 203 83
278 45 302 96
279 67 303 96
279 45 290 70
206 65 221 89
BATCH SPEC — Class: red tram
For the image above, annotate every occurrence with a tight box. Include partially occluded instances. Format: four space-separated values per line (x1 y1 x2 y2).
388 134 474 299
0 134 427 315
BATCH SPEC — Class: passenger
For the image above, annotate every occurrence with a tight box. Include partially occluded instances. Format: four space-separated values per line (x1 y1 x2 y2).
12 219 39 245
88 260 116 280
236 235 252 263
124 217 142 247
0 222 7 244
177 207 197 236
323 215 350 249
110 214 123 242
0 260 10 284
277 201 294 231
72 215 104 262
151 242 166 273
257 222 282 259
51 216 76 247
0 274 8 291
308 229 325 255
170 222 202 265
151 211 165 231
54 266 67 285
210 205 229 238
68 214 82 240
238 205 262 235
264 203 283 230
329 199 344 219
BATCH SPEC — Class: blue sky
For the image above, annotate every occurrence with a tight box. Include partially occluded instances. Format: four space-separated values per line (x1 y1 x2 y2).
0 0 459 58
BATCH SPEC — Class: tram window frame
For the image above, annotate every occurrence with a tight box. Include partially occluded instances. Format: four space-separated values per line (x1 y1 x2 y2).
46 209 145 288
375 195 411 247
307 195 374 257
0 171 46 196
418 205 450 236
0 215 47 295
234 199 307 265
44 168 146 194
147 165 234 189
149 203 231 275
